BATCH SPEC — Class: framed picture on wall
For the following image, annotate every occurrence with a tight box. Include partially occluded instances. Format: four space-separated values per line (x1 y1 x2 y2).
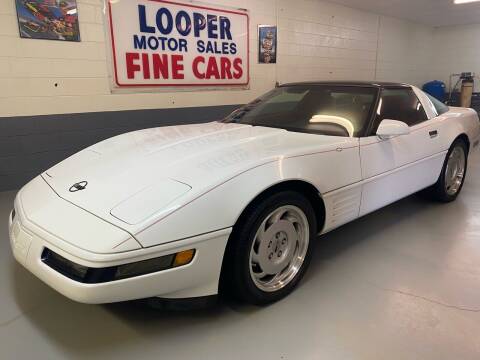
258 25 277 64
15 0 81 42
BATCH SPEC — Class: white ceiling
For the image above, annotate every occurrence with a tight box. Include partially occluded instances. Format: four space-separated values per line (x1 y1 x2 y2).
328 0 480 27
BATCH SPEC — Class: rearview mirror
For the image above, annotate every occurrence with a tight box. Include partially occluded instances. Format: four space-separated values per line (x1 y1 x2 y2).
376 119 410 140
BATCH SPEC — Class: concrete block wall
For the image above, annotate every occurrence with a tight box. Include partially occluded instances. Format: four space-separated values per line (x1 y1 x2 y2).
0 0 435 118
376 16 434 86
277 0 379 83
0 0 437 191
0 0 277 117
276 0 433 85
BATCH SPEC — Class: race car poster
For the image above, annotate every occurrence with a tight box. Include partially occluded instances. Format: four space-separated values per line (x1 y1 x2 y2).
258 25 276 64
107 0 249 88
15 0 81 42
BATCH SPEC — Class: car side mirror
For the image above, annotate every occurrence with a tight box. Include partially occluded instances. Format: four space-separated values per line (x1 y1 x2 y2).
376 119 410 140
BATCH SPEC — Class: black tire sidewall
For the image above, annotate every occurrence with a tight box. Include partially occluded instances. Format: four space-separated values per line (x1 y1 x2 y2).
228 191 317 305
435 139 468 202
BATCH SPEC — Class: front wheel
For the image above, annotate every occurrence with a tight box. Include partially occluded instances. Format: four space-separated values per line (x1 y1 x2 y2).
430 139 468 202
223 191 317 305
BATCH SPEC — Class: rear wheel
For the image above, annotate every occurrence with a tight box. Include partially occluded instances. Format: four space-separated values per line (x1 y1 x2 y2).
223 191 317 305
430 139 468 202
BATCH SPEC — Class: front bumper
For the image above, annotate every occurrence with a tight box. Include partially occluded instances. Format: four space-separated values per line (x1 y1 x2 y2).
8 190 231 304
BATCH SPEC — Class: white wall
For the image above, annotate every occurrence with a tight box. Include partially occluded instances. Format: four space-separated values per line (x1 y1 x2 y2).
430 24 480 92
376 16 434 86
0 0 435 118
276 0 434 86
277 0 378 83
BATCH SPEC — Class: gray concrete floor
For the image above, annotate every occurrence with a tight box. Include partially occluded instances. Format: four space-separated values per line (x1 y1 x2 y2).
1 153 480 360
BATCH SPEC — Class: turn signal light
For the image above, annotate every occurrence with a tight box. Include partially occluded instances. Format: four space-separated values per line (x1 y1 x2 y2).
173 249 195 267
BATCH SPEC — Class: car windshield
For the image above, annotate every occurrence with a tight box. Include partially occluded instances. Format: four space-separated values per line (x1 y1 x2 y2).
223 85 378 137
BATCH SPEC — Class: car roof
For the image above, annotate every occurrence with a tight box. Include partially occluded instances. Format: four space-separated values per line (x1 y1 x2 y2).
279 80 412 89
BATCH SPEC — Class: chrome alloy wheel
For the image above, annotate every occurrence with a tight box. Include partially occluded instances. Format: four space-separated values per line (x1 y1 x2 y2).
249 205 309 292
445 145 466 196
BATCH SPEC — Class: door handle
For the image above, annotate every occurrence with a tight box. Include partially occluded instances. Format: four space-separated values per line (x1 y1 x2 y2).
429 130 438 138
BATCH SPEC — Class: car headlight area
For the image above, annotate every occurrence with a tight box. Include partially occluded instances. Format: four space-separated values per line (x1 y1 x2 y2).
41 247 195 284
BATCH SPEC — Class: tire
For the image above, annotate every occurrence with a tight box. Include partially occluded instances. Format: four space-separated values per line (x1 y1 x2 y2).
222 191 317 305
429 138 468 202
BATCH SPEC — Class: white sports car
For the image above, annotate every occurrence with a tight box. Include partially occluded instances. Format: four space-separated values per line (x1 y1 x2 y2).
8 81 480 306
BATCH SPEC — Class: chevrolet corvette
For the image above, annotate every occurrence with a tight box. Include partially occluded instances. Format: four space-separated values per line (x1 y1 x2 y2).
9 81 480 306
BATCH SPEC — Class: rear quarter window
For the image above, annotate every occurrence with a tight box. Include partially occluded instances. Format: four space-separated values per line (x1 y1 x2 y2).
425 93 449 116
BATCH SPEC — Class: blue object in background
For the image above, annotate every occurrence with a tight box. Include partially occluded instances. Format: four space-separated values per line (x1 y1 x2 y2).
423 80 446 102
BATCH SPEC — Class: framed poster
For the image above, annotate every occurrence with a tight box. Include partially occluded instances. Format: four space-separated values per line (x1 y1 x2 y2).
258 25 277 64
15 0 81 42
106 0 249 89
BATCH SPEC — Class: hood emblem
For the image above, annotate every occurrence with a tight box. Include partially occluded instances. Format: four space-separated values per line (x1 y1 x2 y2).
69 181 88 192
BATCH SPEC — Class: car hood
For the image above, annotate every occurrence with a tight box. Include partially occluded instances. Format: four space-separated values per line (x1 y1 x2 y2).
42 122 350 238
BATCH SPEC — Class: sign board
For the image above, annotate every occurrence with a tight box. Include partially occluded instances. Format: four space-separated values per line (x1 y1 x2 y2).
107 0 249 88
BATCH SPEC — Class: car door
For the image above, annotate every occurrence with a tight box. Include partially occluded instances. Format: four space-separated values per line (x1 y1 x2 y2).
359 86 446 216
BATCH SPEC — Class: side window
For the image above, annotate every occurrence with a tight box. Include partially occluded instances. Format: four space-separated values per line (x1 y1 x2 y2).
372 88 428 133
425 93 449 116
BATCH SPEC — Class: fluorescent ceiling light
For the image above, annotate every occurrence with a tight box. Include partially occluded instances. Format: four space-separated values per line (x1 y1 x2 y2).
454 0 480 4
